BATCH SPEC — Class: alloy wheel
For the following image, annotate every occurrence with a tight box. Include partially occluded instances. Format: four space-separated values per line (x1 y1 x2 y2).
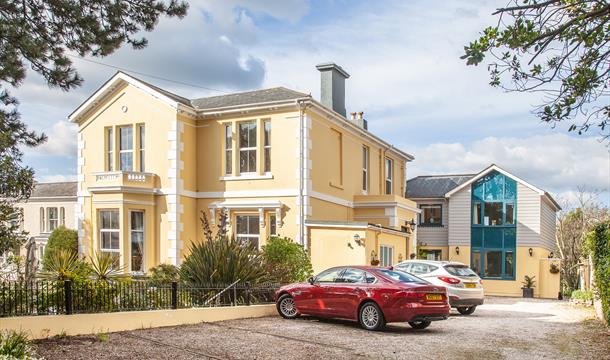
361 304 379 328
280 297 297 317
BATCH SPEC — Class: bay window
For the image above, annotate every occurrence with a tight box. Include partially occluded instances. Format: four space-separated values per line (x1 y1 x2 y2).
100 210 120 265
130 211 144 273
239 122 257 174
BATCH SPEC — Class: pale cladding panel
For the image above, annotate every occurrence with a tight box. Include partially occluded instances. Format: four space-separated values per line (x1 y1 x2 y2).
516 183 541 246
414 199 449 247
539 198 558 252
448 188 471 246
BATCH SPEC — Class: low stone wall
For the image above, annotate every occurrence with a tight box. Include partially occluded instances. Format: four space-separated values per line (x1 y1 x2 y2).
0 304 276 340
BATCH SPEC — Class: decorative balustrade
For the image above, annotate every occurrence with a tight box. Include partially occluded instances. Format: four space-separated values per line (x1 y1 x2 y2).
90 171 157 192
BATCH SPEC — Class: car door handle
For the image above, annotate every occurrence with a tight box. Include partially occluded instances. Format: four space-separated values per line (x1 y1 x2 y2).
354 287 361 292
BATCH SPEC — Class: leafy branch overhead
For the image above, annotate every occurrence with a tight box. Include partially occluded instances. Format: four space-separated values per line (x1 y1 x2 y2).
462 0 610 136
0 1 188 254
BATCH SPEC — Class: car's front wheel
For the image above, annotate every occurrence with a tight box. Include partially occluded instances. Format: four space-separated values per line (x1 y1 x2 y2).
408 320 431 330
359 302 385 331
457 306 476 315
276 294 299 319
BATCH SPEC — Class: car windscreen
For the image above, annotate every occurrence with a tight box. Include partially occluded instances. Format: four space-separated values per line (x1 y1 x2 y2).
444 265 478 277
377 269 427 283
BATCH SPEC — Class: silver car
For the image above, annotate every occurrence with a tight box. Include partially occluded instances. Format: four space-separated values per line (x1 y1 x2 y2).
394 260 484 315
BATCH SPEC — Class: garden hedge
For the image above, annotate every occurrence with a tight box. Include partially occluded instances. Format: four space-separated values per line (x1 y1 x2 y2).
588 221 610 326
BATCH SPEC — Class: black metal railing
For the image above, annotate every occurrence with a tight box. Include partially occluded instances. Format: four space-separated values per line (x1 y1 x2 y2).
1 280 279 317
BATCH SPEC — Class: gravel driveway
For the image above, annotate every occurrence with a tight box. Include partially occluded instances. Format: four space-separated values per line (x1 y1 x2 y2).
35 297 609 360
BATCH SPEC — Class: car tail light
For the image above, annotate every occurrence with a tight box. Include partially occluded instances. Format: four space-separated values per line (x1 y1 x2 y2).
437 276 461 285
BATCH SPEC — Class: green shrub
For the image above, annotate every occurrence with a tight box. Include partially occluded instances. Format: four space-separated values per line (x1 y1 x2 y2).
587 222 610 326
0 330 37 359
149 263 180 285
88 252 129 282
43 226 78 270
37 250 91 281
571 289 594 302
262 237 313 283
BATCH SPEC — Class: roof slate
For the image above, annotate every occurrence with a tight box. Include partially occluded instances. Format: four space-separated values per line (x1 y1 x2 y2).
30 182 77 198
190 87 309 109
406 175 475 198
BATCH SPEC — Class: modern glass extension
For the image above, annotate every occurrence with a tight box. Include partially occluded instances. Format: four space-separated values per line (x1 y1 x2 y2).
471 171 516 280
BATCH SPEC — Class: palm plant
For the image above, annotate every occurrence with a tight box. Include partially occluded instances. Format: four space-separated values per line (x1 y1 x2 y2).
37 250 90 281
88 252 129 282
180 211 268 288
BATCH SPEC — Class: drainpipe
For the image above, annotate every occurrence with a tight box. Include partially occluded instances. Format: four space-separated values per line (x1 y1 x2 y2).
297 99 310 248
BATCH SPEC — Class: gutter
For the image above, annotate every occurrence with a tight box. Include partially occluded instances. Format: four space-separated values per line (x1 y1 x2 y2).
297 99 311 248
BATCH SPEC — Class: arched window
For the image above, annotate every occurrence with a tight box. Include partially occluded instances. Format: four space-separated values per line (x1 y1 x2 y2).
40 207 45 232
60 207 65 226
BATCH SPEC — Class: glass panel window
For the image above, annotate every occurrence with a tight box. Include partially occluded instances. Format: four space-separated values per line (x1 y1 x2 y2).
385 158 393 195
422 250 442 261
263 120 271 173
47 207 58 232
224 124 232 175
472 251 481 275
340 268 366 283
138 125 145 172
119 126 133 171
235 215 260 248
420 204 442 226
380 245 394 266
316 268 343 283
484 251 502 278
484 202 503 226
60 207 65 226
505 203 515 225
362 146 369 192
130 211 144 273
504 251 514 278
106 127 114 171
39 207 45 232
100 210 120 265
269 214 277 237
473 203 482 225
239 122 257 173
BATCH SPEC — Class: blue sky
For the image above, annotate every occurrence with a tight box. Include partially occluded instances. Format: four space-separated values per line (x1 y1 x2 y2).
13 0 610 207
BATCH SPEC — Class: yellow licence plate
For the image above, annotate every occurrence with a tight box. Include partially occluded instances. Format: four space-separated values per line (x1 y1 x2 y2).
425 294 442 301
464 283 477 288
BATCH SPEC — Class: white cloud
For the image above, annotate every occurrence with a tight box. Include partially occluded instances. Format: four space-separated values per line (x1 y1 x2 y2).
406 133 610 200
25 121 77 157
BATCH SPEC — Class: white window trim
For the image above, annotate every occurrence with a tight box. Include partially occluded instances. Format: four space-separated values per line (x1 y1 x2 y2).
380 245 394 267
235 214 260 248
129 210 145 274
99 210 120 253
138 124 145 172
118 125 134 171
264 120 271 173
362 145 369 193
47 207 59 232
224 124 233 175
106 127 114 171
238 121 257 174
385 158 393 195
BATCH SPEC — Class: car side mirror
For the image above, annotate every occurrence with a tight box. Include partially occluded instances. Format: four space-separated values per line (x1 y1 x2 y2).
307 276 315 285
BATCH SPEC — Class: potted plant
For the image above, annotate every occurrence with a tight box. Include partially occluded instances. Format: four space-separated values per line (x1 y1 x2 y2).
549 263 560 274
521 275 536 298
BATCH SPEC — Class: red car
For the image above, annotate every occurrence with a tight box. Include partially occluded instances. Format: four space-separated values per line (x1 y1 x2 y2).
275 266 449 331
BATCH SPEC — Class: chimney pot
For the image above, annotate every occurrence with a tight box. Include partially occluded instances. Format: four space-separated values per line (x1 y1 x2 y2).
350 112 356 120
357 111 364 120
316 62 350 117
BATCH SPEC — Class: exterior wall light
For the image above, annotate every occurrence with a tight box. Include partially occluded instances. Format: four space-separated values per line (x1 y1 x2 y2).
548 252 554 259
353 234 364 246
455 246 460 255
407 219 417 232
529 248 533 257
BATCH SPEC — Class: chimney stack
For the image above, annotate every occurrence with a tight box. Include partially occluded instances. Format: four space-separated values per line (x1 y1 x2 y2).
316 63 350 117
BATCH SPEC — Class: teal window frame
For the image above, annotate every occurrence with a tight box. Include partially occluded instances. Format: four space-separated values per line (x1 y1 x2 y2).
470 171 517 280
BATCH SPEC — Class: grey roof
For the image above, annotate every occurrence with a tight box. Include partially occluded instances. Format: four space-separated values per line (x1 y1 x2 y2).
31 182 77 198
406 175 475 198
190 87 309 109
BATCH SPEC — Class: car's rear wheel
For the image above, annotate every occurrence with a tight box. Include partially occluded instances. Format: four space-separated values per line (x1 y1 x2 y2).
359 302 385 331
408 320 431 330
457 306 476 315
277 294 299 319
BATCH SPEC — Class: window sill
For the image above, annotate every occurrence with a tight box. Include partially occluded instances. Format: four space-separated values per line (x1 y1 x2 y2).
418 224 444 228
219 173 273 181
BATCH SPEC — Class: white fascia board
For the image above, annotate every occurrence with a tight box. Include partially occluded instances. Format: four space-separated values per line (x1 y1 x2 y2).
445 164 545 198
69 72 187 123
208 200 283 209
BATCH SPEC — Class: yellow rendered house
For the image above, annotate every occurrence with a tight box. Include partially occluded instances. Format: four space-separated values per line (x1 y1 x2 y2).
69 63 420 274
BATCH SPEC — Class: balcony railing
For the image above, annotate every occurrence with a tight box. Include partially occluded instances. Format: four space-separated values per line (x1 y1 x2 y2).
89 171 159 193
